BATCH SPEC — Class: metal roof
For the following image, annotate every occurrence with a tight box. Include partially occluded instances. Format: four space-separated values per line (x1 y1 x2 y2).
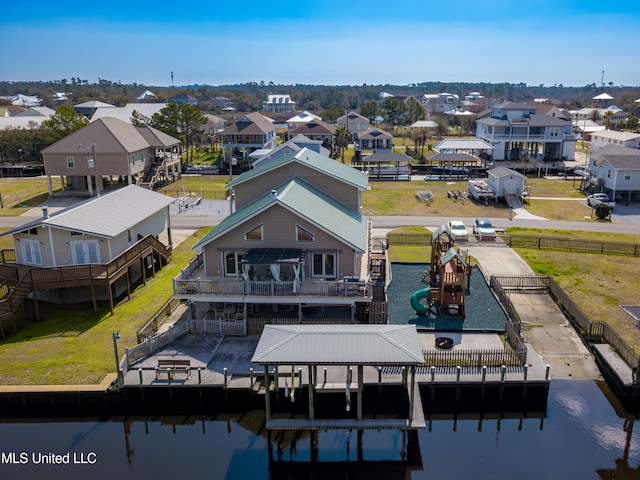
433 139 494 152
3 185 174 238
193 177 367 252
251 324 424 365
488 166 526 179
227 147 368 192
90 103 167 123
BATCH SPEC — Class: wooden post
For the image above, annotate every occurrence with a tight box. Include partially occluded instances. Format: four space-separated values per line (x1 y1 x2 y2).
410 366 416 422
308 365 314 421
264 365 271 422
356 365 364 420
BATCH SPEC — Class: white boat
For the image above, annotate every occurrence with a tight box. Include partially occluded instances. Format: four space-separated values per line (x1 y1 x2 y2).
468 179 494 200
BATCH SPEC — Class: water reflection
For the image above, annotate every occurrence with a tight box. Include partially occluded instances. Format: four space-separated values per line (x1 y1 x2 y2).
0 380 638 480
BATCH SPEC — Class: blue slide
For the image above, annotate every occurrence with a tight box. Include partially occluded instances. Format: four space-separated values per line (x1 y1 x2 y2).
410 287 430 315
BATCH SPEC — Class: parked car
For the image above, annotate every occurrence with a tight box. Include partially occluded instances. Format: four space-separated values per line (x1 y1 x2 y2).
446 220 468 240
587 193 615 209
473 218 496 237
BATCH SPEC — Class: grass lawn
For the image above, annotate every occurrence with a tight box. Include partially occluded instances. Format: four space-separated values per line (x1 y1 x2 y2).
158 176 231 201
0 229 207 385
0 177 62 217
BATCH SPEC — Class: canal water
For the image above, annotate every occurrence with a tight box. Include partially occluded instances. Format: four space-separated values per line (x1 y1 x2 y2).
0 380 638 479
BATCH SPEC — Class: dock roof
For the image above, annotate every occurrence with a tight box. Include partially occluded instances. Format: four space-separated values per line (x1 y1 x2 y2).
251 324 424 366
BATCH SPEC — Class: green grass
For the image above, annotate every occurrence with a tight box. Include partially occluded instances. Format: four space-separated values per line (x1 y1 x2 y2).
0 229 207 385
158 176 230 201
0 178 63 216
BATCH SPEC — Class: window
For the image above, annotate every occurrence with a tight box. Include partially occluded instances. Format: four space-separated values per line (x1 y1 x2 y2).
624 171 631 180
23 228 38 236
296 225 314 242
71 240 100 264
67 156 75 168
549 127 559 138
22 239 42 266
224 252 245 276
312 253 336 279
244 224 263 241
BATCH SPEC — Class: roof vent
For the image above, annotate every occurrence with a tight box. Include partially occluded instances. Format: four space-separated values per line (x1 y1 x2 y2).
41 206 49 219
270 190 277 200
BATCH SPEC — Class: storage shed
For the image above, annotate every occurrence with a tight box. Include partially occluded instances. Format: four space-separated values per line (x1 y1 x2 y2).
487 167 526 198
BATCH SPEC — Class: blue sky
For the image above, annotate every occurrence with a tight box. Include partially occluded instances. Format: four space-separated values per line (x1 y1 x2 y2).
3 0 639 87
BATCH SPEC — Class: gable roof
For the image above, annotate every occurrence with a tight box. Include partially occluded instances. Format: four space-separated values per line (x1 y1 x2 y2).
226 147 368 191
2 186 174 238
592 145 640 169
592 130 640 142
488 166 526 179
194 177 366 252
337 111 368 124
41 117 178 155
251 324 424 365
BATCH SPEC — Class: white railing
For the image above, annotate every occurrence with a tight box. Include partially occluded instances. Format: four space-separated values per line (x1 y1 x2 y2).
122 318 219 374
173 277 371 299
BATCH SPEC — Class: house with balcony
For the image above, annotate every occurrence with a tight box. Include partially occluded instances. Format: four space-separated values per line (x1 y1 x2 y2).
354 128 394 154
223 112 277 167
262 94 296 113
0 186 174 333
475 102 577 161
41 117 182 197
173 148 378 335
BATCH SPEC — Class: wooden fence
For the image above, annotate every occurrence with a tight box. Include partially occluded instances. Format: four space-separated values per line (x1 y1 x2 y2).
422 348 527 369
137 297 183 343
506 235 640 256
386 233 640 257
493 274 640 382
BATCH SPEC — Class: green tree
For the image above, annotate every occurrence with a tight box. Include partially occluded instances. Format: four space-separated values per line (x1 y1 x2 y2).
321 104 343 122
626 115 638 132
360 100 379 123
589 109 602 124
383 97 407 131
405 97 426 124
434 117 450 139
151 103 206 164
334 125 351 163
42 105 89 143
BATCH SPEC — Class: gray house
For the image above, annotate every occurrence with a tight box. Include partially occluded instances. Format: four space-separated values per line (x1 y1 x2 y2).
41 117 181 196
589 145 640 204
0 186 174 319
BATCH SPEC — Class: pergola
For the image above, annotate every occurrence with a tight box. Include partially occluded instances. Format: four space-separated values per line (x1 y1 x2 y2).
252 324 426 430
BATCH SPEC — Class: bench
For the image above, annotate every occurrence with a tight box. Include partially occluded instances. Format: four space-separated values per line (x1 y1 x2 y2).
155 359 191 381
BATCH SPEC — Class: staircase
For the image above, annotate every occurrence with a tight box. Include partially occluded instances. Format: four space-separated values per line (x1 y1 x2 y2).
139 159 166 190
0 270 33 337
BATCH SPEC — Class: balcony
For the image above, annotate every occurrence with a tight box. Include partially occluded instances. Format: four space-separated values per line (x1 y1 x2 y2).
173 254 372 304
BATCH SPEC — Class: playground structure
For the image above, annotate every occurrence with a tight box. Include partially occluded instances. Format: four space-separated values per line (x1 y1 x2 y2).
412 224 473 319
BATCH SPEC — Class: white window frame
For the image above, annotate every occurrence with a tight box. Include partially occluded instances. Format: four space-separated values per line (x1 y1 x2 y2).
244 224 263 242
296 224 315 242
71 240 101 264
22 239 42 266
624 171 631 180
66 156 75 168
311 252 336 279
549 127 559 138
224 251 245 277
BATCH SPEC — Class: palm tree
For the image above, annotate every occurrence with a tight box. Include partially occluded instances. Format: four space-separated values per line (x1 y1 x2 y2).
334 125 351 163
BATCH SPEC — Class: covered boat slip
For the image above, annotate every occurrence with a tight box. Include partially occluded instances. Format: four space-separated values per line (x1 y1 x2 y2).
252 324 426 430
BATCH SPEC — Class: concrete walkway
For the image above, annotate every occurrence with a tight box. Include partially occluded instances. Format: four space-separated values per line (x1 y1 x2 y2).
466 243 601 380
